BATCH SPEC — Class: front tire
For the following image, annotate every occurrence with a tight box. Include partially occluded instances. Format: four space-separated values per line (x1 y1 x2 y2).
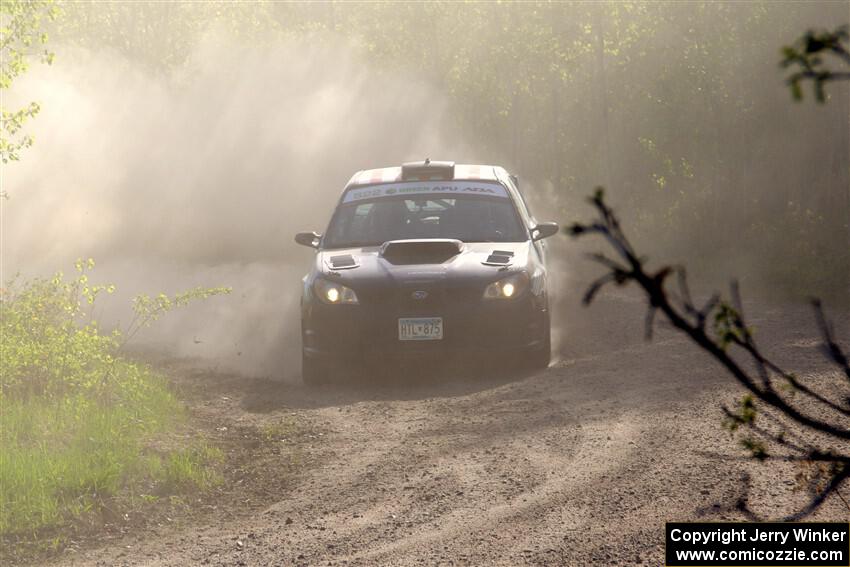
525 322 551 371
301 352 329 386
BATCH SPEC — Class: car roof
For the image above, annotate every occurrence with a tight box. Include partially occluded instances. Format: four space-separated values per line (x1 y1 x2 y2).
346 163 501 188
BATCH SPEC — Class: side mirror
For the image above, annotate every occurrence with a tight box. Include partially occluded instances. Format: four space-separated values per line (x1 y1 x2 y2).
295 231 322 249
531 222 559 241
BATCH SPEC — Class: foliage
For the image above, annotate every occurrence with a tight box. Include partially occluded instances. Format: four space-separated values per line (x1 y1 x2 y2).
48 1 849 296
0 0 57 168
568 190 849 520
0 262 230 535
782 25 850 102
126 286 232 348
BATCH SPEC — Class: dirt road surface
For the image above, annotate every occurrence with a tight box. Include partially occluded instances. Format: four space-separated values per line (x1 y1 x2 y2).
47 295 849 566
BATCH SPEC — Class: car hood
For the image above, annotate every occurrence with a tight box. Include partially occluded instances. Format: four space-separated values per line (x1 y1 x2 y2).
316 241 533 287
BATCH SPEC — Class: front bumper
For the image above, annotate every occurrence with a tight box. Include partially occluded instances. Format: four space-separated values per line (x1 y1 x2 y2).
301 289 547 365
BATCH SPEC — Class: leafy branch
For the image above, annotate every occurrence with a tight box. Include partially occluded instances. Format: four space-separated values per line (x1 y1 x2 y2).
0 0 57 185
568 189 850 520
782 25 850 102
0 259 232 399
123 286 233 349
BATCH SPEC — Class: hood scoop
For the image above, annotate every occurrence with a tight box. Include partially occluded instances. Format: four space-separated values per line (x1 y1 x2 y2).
381 239 462 265
482 249 514 267
326 254 359 270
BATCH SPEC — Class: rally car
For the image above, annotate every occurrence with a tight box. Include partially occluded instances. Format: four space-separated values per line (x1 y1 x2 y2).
295 160 559 385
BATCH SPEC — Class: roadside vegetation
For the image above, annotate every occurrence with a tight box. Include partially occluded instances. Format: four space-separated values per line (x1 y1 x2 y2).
570 190 849 519
2 1 233 542
568 27 850 520
0 260 230 538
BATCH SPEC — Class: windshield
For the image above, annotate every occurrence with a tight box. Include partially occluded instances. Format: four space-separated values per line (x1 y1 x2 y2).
323 189 526 249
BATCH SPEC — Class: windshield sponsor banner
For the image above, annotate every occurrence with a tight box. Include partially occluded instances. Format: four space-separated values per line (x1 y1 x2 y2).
342 181 509 203
665 522 849 566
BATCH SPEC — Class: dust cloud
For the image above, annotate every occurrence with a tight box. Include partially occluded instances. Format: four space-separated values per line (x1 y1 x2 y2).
4 3 847 380
2 34 472 378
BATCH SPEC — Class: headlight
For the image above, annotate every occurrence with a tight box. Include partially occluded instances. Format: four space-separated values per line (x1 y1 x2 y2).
314 278 359 305
483 272 530 300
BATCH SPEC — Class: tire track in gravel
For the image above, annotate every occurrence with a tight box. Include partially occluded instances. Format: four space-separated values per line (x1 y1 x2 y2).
48 299 849 566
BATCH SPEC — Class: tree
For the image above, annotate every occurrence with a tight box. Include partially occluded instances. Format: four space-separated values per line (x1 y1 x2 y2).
564 24 850 517
782 24 850 262
0 0 56 172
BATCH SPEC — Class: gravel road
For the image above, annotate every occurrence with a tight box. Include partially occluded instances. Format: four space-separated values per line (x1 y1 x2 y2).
48 294 849 566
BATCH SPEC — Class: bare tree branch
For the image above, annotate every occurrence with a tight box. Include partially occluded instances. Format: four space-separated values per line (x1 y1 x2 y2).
569 190 850 519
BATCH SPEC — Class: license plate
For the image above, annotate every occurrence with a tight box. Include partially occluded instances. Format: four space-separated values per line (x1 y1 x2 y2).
398 317 443 341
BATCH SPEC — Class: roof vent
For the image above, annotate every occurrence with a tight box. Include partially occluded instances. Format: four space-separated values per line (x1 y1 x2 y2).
401 159 455 181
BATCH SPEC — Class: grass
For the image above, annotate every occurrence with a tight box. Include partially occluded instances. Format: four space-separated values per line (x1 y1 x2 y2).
260 417 298 442
0 261 230 537
161 444 224 490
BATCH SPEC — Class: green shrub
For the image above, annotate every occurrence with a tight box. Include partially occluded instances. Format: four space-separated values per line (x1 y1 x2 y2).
0 260 230 535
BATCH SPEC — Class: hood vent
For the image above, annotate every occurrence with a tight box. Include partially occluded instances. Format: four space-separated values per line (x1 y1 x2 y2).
381 239 462 265
483 250 514 266
327 254 358 270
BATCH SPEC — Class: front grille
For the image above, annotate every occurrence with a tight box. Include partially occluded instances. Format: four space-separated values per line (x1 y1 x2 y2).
362 283 482 313
393 285 446 314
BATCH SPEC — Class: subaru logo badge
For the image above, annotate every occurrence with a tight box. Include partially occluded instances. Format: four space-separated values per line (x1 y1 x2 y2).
412 290 428 300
